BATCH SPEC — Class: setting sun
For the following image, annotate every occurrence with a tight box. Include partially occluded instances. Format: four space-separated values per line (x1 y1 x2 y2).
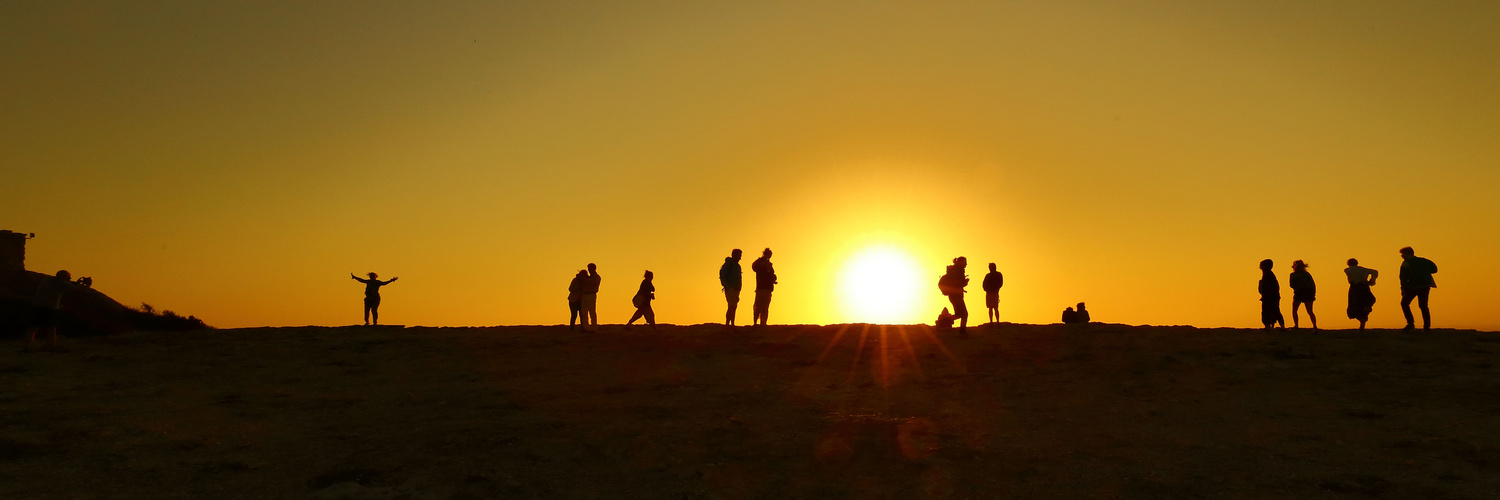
838 246 925 324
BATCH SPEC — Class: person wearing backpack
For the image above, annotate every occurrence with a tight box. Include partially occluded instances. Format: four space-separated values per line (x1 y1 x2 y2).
938 257 970 334
720 249 743 327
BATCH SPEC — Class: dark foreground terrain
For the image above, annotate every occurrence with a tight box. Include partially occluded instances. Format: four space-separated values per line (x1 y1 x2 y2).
2 323 1498 499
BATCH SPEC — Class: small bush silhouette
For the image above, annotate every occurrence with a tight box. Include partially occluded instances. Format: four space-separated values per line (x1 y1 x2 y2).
130 303 211 331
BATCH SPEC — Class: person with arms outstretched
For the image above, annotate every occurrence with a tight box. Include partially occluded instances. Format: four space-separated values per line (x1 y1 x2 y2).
1289 260 1317 330
751 248 776 326
581 263 601 331
1398 246 1438 331
1344 258 1378 330
1258 259 1285 330
982 262 1003 324
351 272 398 325
24 270 73 352
939 257 970 334
567 269 587 330
720 249 743 327
626 270 657 330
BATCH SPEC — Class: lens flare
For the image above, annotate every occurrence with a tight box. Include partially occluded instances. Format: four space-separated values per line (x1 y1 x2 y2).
839 246 923 324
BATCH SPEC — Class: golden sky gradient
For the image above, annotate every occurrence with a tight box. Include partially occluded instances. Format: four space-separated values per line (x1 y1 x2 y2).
5 1 1498 329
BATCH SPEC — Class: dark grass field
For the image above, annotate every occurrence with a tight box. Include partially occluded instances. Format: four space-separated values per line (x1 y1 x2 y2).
2 323 1498 499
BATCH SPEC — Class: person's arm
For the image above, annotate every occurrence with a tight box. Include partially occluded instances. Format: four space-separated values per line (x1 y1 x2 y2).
1367 268 1379 285
383 277 399 285
352 274 368 283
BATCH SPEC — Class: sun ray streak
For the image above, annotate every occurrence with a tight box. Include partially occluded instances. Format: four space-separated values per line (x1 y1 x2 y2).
846 324 871 384
917 324 967 373
879 325 891 388
896 325 924 378
815 324 852 366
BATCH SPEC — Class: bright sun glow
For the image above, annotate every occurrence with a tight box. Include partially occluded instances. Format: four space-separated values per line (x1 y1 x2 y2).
839 246 924 324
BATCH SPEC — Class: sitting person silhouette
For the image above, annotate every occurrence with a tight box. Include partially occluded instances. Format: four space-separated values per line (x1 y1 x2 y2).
935 307 957 329
1061 307 1077 324
351 272 398 325
1075 302 1091 324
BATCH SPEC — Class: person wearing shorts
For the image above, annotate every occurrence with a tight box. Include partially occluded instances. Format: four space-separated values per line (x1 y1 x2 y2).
720 249 743 327
982 263 1003 324
751 249 776 326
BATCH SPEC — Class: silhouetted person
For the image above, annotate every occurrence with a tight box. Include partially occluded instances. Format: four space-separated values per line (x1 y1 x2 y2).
752 248 776 326
936 307 956 329
581 263 601 331
1398 246 1438 331
1344 258 1378 330
627 270 657 330
939 257 970 333
1075 302 1091 323
567 269 588 330
720 249 743 327
25 270 72 352
1289 260 1317 330
1258 260 1284 330
1061 307 1077 324
982 263 1003 324
351 272 398 325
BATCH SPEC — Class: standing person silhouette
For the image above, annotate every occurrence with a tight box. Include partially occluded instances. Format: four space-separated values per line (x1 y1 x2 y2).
24 270 73 352
1258 259 1285 330
627 270 657 330
939 257 970 334
1344 258 1378 330
720 249 743 327
981 263 1004 324
351 272 398 325
1397 246 1438 331
567 269 588 330
581 263 601 332
751 248 777 326
1289 260 1317 330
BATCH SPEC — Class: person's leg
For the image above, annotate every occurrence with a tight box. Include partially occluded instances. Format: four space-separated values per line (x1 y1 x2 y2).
762 292 771 325
46 326 58 350
1291 301 1302 328
363 304 371 325
725 289 738 326
1417 288 1431 330
570 302 580 329
1400 288 1417 329
586 295 598 328
24 326 38 352
371 304 379 325
628 306 645 325
644 305 655 329
1308 297 1320 328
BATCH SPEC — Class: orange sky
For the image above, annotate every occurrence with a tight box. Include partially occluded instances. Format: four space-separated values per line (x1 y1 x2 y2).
4 1 1498 329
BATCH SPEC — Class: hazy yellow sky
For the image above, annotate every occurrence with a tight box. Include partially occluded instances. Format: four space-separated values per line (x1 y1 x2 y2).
5 1 1498 329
